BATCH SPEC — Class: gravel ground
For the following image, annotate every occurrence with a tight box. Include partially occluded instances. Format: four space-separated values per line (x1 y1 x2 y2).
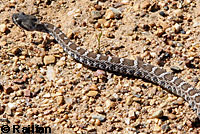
0 0 200 133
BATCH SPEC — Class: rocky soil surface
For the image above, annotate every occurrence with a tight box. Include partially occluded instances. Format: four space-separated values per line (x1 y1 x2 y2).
0 0 200 133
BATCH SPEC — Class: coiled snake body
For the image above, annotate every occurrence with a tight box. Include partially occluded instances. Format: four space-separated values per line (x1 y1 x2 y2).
12 12 200 119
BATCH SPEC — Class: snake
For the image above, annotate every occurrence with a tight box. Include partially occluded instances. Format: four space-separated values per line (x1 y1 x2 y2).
12 12 200 119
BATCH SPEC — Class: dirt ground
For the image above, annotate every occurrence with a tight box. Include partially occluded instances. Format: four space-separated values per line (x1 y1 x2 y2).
0 0 200 133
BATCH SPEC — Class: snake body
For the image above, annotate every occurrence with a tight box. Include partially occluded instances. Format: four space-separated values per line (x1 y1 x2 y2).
12 12 200 119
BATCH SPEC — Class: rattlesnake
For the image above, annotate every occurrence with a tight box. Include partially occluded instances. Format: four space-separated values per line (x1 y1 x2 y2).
12 12 200 119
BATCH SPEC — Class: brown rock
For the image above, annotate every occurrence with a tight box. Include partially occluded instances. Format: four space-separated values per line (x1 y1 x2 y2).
36 76 45 83
67 29 74 39
95 119 101 126
140 0 150 9
129 110 136 119
105 100 115 108
11 47 21 55
173 9 183 17
176 97 184 105
13 79 25 84
95 106 104 113
57 96 65 105
152 109 164 118
91 11 102 19
94 70 106 77
24 89 31 97
89 84 98 91
126 95 133 105
86 91 98 97
98 19 106 25
4 87 14 94
87 126 96 132
105 9 115 19
0 105 5 114
56 58 66 66
0 41 7 46
57 108 65 113
153 124 161 132
94 22 101 28
0 24 8 33
172 23 181 33
155 28 164 37
168 113 176 120
43 55 56 65
104 20 111 28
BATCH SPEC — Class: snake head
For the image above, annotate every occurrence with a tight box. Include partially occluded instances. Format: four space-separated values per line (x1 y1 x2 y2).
12 12 41 31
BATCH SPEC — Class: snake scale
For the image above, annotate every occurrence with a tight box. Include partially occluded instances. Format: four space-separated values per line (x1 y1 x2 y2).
12 12 200 119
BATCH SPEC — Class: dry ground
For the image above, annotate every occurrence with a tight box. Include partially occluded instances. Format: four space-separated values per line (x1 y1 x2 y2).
0 0 200 133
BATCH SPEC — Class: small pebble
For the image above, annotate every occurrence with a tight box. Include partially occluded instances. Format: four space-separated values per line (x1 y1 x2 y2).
104 20 111 28
153 124 161 132
57 96 65 105
56 78 65 86
94 70 106 77
4 87 14 94
56 59 66 66
105 9 115 19
180 30 186 34
8 103 17 110
13 79 25 84
129 110 136 119
170 66 182 73
105 100 115 109
126 96 133 105
124 118 131 125
46 66 56 81
107 126 115 132
0 41 7 46
159 11 166 17
173 23 182 33
67 29 74 38
0 105 5 114
87 126 96 132
91 11 102 19
95 119 101 126
193 18 200 27
43 93 51 98
161 124 170 132
76 63 83 69
86 91 98 97
0 24 8 33
121 0 129 5
163 6 169 10
89 84 98 91
140 0 150 9
11 47 21 55
24 89 31 97
95 106 104 114
105 7 121 20
173 9 183 17
43 55 56 65
92 114 106 122
152 109 164 118
109 7 122 18
176 97 184 105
